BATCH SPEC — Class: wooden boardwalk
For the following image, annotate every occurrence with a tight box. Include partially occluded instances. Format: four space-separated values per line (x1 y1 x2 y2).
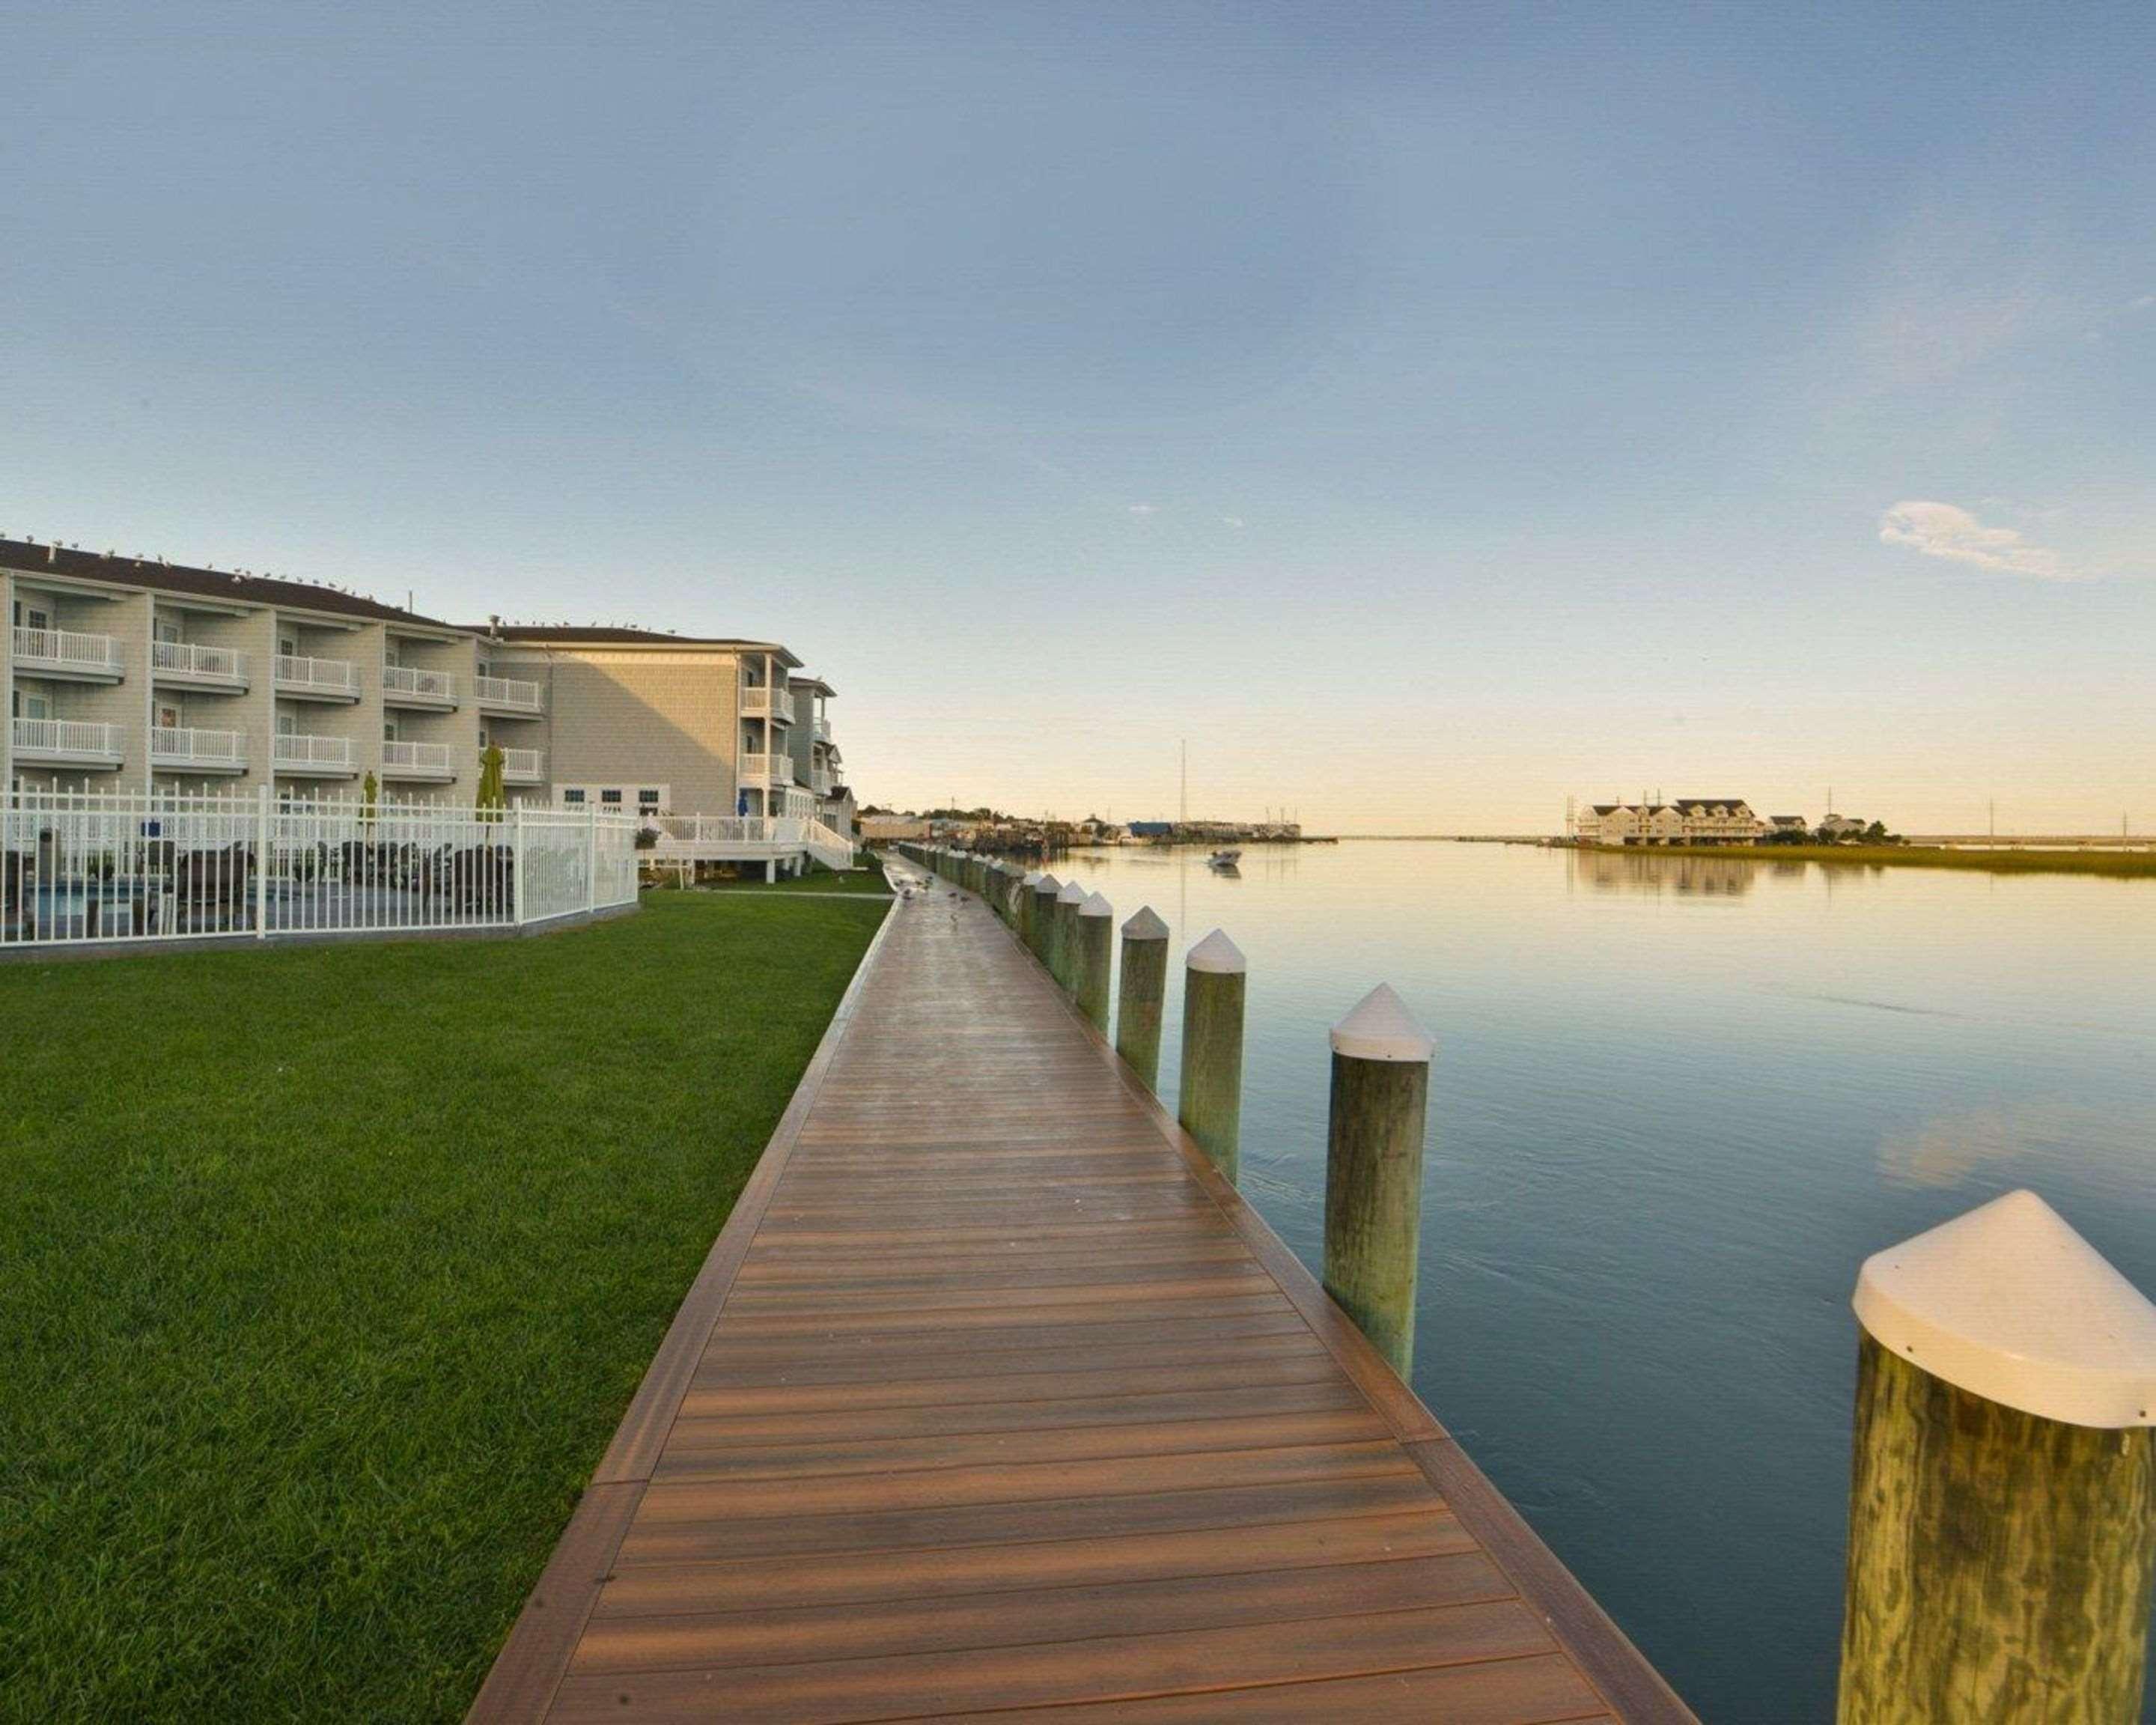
472 868 1693 1724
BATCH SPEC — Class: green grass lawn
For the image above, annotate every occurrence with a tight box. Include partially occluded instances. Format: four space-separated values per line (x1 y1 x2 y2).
0 893 886 1722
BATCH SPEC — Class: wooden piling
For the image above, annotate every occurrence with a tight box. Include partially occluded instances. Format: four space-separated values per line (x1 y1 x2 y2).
1115 906 1170 1088
1839 1190 2156 1724
1321 985 1434 1377
1177 929 1246 1181
1018 869 1044 947
1029 873 1061 967
1052 879 1086 993
1073 891 1114 1029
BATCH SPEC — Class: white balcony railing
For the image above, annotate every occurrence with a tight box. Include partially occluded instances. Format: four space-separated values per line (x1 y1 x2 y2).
813 717 832 744
738 751 791 784
13 626 122 676
499 747 544 782
740 684 794 723
151 726 246 767
152 639 246 682
810 767 835 796
475 673 543 712
274 654 359 697
12 717 123 760
272 733 354 770
383 664 456 701
382 740 453 774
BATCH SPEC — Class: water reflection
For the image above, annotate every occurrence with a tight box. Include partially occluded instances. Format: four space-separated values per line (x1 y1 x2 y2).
1036 840 2156 1724
1568 848 1770 895
1877 1098 2153 1190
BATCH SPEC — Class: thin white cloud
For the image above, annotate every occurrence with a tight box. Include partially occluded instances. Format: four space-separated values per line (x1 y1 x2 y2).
2132 293 2155 312
1125 503 1155 517
1879 499 2080 582
1220 514 1245 529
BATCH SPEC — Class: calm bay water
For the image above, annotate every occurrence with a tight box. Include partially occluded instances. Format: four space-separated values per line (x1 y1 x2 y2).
1055 839 2156 1724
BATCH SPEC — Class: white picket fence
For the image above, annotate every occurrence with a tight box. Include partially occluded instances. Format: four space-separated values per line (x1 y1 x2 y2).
1 788 639 950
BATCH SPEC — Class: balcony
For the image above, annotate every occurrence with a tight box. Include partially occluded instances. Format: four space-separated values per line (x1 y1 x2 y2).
475 673 543 714
810 767 835 796
13 625 124 683
274 654 361 702
152 639 248 690
381 739 454 780
740 684 794 724
739 751 795 786
813 717 832 744
272 733 356 776
151 726 246 773
11 717 124 768
499 747 544 784
383 664 457 708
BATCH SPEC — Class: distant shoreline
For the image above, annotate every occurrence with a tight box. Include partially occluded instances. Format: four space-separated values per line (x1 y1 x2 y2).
1568 842 2156 879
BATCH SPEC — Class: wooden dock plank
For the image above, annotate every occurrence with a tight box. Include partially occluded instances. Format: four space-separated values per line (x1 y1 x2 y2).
548 1600 1559 1724
470 866 1693 1723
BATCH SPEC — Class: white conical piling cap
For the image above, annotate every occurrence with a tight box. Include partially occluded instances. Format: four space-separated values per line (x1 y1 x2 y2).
1079 892 1113 918
1122 906 1169 941
1854 1189 2156 1428
1330 984 1435 1063
1022 870 1044 887
1035 873 1062 894
1057 879 1087 904
1185 929 1246 974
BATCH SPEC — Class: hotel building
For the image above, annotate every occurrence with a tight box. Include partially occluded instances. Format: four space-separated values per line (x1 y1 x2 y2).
1575 798 1761 845
2 539 853 839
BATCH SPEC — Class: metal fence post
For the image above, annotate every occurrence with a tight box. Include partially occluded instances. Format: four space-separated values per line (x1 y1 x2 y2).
255 782 271 937
513 803 526 925
586 806 598 913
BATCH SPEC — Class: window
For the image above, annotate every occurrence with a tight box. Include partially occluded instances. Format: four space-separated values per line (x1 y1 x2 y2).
383 719 399 743
157 705 181 728
600 788 623 806
155 617 182 645
277 714 296 737
638 788 660 808
18 691 50 720
563 788 586 805
278 634 299 658
18 601 51 633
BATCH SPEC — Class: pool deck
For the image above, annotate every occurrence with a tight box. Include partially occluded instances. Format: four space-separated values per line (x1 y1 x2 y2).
470 862 1693 1724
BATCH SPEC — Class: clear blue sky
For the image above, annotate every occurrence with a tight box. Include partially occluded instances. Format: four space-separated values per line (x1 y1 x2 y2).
6 3 2152 831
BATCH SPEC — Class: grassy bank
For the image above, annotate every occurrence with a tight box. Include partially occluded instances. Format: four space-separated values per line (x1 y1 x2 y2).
1576 842 2156 878
693 859 892 893
0 892 886 1722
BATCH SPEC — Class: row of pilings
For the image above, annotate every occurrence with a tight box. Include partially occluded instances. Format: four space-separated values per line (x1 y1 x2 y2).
888 842 2156 1724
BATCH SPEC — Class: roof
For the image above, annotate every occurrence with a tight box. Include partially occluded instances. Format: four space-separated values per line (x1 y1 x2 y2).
1 536 457 627
1770 814 1807 824
1673 798 1754 812
789 675 836 696
473 623 799 664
